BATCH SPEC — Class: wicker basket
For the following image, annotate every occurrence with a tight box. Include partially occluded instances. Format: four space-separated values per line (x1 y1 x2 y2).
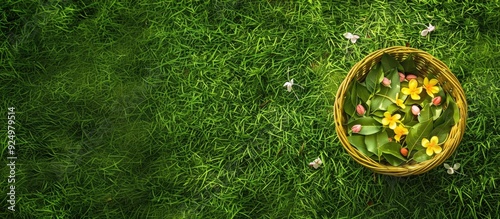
334 46 467 176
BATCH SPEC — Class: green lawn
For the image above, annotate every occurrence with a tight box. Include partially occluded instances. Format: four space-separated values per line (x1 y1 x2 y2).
1 0 500 218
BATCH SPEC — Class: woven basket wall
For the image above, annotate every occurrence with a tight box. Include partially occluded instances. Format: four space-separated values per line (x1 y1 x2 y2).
334 46 467 177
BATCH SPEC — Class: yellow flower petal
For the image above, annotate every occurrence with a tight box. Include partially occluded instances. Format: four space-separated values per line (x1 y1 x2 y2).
382 118 389 126
409 79 418 88
427 91 434 98
396 126 408 135
433 145 442 154
401 87 410 95
423 78 439 98
383 112 401 129
394 134 401 142
389 122 397 130
394 114 401 120
426 147 434 156
429 78 439 86
384 112 392 118
393 125 408 142
411 93 421 100
422 138 429 147
396 100 406 109
431 136 439 144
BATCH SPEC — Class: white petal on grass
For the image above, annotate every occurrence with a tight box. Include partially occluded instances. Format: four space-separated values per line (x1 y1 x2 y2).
309 157 323 169
421 24 435 36
444 163 463 175
283 68 304 100
283 80 293 92
447 168 454 174
343 32 360 43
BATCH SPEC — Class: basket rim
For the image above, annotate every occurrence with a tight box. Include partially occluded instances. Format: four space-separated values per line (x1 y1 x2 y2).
334 46 468 177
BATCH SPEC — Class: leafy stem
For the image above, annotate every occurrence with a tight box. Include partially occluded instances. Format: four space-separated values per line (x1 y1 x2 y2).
375 93 396 103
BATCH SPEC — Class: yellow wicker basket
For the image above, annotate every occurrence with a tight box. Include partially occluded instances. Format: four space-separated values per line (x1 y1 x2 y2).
334 46 467 176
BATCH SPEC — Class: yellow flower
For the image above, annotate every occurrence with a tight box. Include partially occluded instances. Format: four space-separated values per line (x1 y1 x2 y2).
401 79 423 100
382 112 401 130
393 125 409 142
394 93 406 109
423 77 440 98
422 136 442 156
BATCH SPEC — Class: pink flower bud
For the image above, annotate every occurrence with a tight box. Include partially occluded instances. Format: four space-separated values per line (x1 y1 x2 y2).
382 77 391 87
411 105 420 116
406 74 417 81
399 72 405 82
356 104 366 116
351 124 362 133
432 96 442 106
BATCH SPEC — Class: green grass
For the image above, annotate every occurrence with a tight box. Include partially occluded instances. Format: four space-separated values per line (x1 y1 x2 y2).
1 0 500 218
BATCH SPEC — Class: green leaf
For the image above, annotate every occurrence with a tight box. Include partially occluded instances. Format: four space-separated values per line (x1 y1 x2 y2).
383 154 405 166
418 103 432 123
436 86 446 100
370 70 401 112
400 54 418 74
380 142 407 160
376 131 390 150
373 116 383 124
347 115 360 124
365 134 377 157
348 117 383 135
433 101 454 128
401 81 408 89
386 103 400 114
365 63 383 93
350 81 358 107
431 105 443 121
449 98 460 125
430 129 449 145
356 81 372 103
344 96 356 117
344 83 358 117
429 112 456 145
405 120 419 128
348 135 372 156
381 53 400 73
397 63 404 72
364 131 389 157
372 110 385 118
413 150 432 162
406 119 433 153
402 105 416 125
370 95 388 112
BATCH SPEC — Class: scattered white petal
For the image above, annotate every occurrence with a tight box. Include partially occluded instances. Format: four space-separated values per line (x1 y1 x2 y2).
421 24 435 36
309 157 323 169
283 68 304 100
447 169 454 174
344 32 360 43
283 79 294 92
444 163 465 175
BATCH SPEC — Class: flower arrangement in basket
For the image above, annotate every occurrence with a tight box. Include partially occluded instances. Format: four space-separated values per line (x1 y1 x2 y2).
334 46 467 176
